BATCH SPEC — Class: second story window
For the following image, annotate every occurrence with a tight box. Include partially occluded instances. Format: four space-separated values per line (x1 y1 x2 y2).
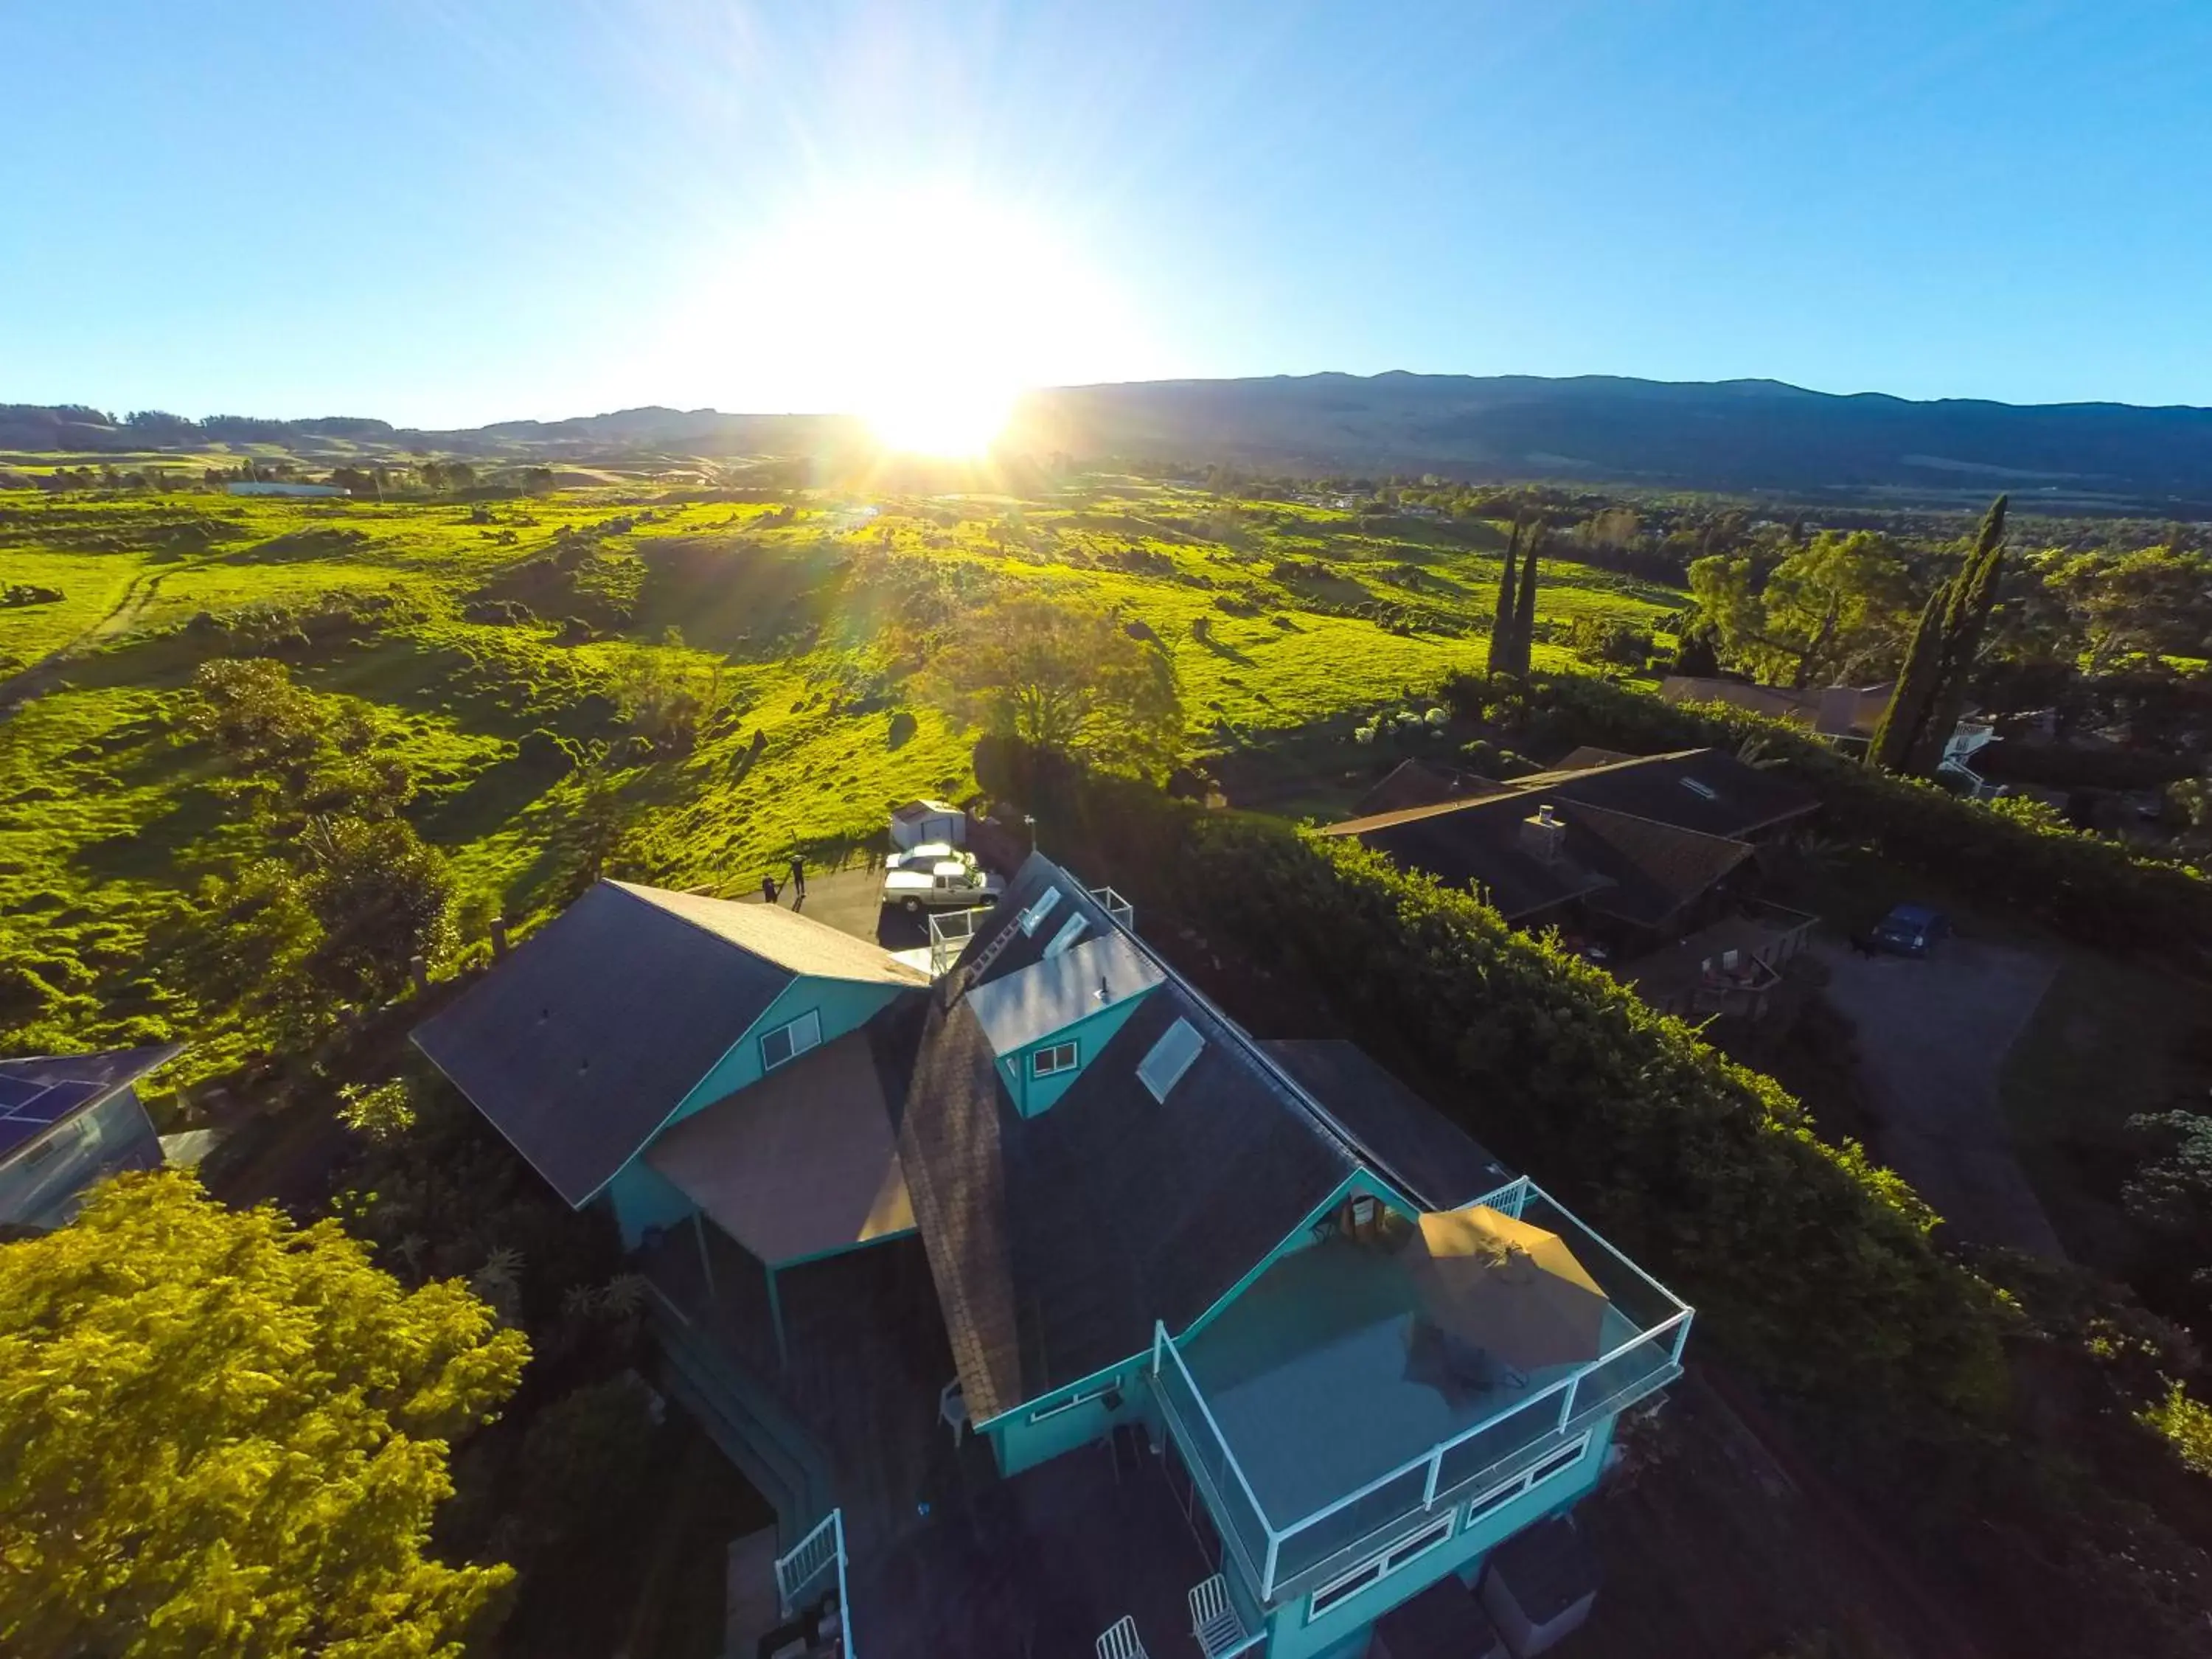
1031 1040 1079 1079
759 1009 821 1072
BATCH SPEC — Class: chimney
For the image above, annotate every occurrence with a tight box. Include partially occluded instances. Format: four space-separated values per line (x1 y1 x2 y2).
1520 803 1567 864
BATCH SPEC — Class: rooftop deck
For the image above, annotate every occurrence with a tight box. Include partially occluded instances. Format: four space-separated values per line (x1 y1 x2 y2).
1155 1179 1691 1604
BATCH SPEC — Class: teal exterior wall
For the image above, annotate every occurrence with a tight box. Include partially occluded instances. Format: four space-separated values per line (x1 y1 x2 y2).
1259 1415 1614 1659
599 972 912 1243
995 987 1156 1117
608 1159 703 1249
0 1085 164 1231
989 1356 1145 1475
668 975 911 1130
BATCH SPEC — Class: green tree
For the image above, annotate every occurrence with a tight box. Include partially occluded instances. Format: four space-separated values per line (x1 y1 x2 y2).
2045 545 2212 671
297 815 459 1002
0 1172 527 1658
928 597 1183 774
1867 496 2006 776
1688 533 1911 687
1485 516 1523 676
1509 524 1544 674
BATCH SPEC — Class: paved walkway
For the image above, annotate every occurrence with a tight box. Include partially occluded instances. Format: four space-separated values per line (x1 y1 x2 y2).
1813 936 2065 1258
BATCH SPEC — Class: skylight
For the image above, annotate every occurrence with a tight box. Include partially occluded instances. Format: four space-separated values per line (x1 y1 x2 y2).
1679 776 1718 800
1019 887 1063 936
1043 913 1088 959
1138 1017 1205 1102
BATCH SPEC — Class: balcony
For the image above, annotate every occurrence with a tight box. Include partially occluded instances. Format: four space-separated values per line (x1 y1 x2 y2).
1148 1178 1690 1605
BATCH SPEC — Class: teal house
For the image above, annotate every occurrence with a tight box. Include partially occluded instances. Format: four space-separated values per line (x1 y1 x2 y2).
416 861 1691 1659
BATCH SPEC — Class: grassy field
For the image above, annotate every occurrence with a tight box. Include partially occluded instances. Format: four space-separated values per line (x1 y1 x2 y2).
0 476 1680 1086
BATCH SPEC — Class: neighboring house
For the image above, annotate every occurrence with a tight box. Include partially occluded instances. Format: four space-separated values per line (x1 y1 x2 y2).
223 480 348 498
1350 759 1505 819
0 1043 177 1232
415 858 1694 1659
411 880 930 1251
890 799 966 851
1325 748 1818 963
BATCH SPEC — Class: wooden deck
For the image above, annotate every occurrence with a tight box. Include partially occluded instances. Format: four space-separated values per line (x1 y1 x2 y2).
641 1219 1231 1658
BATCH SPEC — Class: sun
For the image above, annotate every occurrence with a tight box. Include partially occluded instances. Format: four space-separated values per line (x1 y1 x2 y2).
861 374 1018 459
676 183 1147 456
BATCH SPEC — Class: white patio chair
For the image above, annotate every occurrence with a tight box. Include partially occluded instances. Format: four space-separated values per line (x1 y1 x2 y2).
1188 1574 1248 1657
938 1377 969 1446
1095 1614 1148 1659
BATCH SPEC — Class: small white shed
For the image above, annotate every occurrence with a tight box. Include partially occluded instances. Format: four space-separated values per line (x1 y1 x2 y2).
890 799 965 851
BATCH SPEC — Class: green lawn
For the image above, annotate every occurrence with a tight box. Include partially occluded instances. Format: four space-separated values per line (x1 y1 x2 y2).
0 478 1683 1086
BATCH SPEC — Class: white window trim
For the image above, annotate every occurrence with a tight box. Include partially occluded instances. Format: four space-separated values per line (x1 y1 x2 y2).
1461 1431 1591 1528
1027 1377 1119 1423
1307 1511 1455 1623
1019 887 1063 936
1043 912 1088 959
1031 1040 1079 1079
759 1008 822 1072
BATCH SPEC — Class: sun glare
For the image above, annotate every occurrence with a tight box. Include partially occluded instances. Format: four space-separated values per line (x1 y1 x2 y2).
679 184 1145 456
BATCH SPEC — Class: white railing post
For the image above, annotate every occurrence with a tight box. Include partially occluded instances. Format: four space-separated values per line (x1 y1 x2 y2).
1422 1450 1440 1508
1264 1531 1281 1603
833 1509 854 1659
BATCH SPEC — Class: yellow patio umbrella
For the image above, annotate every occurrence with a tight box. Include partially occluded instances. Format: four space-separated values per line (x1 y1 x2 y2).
1402 1205 1613 1390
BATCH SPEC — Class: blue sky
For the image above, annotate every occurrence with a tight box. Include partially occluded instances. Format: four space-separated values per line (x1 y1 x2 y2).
4 0 2208 426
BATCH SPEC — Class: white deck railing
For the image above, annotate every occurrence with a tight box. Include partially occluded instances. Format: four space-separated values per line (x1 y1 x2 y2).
1149 1179 1692 1605
928 905 995 975
775 1508 855 1657
1089 885 1135 931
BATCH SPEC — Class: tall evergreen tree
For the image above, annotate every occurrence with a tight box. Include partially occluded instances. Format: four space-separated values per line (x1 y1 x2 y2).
1908 495 2008 775
1511 524 1545 674
1486 517 1523 676
1866 588 1947 773
1865 494 2007 776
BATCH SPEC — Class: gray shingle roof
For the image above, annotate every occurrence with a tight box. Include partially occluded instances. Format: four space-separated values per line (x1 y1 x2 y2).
1259 1040 1513 1210
894 859 1366 1422
413 881 917 1207
963 930 1164 1056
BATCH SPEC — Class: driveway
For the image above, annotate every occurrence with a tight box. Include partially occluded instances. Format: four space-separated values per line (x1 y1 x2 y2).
740 863 933 953
1812 936 2065 1259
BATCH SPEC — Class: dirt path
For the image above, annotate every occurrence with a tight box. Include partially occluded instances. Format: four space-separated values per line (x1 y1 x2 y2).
0 560 182 715
1814 936 2065 1257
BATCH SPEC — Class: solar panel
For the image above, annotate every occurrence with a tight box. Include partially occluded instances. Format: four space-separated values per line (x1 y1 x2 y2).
18 1079 98 1122
0 1116 52 1160
0 1075 45 1110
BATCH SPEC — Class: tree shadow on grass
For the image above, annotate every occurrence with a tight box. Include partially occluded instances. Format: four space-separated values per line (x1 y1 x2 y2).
74 785 229 880
418 755 565 845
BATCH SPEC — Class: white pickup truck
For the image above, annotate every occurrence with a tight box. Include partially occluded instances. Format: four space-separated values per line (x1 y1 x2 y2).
880 853 1005 914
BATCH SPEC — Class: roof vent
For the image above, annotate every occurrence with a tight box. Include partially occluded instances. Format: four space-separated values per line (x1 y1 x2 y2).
1138 1017 1206 1102
1520 803 1567 865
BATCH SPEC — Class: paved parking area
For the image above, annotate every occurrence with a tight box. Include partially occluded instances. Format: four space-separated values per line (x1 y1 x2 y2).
1813 936 2065 1258
740 864 933 952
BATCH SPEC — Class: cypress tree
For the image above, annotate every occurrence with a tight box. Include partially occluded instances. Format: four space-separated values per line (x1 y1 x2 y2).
1511 524 1545 674
1908 495 2008 776
1865 494 2006 776
1866 588 1946 773
1486 517 1523 676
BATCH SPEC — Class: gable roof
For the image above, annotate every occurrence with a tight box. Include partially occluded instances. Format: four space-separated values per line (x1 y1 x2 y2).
963 929 1165 1056
413 880 922 1207
1324 748 1812 925
894 858 1373 1422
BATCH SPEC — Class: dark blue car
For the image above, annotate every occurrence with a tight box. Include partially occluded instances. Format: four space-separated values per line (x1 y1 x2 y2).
1871 902 1948 957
